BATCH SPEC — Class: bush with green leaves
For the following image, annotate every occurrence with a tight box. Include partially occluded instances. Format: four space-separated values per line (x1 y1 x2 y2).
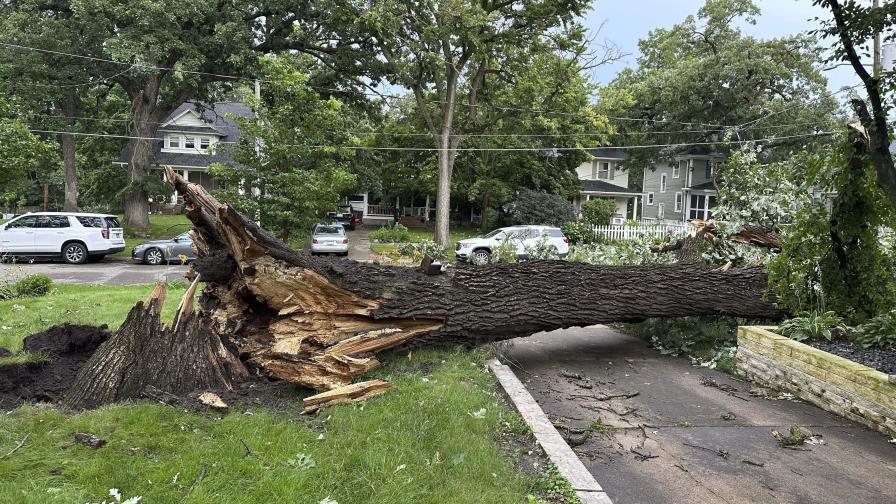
777 311 846 342
369 223 411 243
396 240 448 261
13 274 52 298
580 198 616 227
566 235 677 266
560 220 595 245
507 188 575 227
624 316 744 372
522 235 560 260
853 311 896 349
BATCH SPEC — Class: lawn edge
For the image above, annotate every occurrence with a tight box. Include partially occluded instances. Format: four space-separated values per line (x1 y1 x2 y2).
486 358 613 504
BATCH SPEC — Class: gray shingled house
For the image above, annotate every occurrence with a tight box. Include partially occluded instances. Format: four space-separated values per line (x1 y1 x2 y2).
115 101 253 203
641 146 725 224
572 148 643 224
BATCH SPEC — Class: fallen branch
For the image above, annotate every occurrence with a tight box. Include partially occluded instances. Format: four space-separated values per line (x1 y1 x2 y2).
0 433 29 459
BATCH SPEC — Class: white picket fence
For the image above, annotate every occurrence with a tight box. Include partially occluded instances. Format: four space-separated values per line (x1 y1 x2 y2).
593 223 690 241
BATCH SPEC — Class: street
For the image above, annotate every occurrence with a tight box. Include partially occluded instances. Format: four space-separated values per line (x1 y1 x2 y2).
0 256 190 285
499 325 896 504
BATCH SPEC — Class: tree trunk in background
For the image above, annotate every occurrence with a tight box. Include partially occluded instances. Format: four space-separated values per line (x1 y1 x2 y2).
434 133 454 246
480 192 490 232
60 95 78 212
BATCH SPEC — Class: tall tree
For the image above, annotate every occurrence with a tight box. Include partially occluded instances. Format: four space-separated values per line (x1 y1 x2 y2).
68 0 256 228
0 95 53 194
601 0 839 183
210 57 357 243
268 0 592 245
812 0 896 208
0 0 113 211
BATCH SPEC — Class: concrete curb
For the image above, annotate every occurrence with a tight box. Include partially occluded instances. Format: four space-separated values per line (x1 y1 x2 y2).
487 358 613 504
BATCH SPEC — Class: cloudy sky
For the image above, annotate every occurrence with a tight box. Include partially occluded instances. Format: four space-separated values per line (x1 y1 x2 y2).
585 0 863 92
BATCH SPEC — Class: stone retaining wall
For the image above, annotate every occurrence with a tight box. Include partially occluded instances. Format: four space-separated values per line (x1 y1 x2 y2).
737 326 896 436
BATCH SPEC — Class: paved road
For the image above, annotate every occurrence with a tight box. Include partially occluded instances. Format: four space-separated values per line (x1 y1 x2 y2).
0 227 373 285
1 256 189 285
499 326 896 504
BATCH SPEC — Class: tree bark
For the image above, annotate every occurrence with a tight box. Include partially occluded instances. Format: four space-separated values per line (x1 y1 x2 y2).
60 95 78 212
63 167 783 409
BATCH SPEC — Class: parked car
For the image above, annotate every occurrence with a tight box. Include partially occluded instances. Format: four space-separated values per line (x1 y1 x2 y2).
131 232 196 265
454 225 569 263
0 212 125 264
326 205 362 230
310 224 349 256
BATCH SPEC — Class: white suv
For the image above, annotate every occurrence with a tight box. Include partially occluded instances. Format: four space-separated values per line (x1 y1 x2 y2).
0 212 125 264
455 225 569 263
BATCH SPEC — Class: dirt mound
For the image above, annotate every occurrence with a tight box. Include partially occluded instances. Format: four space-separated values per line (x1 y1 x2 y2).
0 324 110 409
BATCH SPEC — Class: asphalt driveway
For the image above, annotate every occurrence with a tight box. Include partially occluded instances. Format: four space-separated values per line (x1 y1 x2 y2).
0 256 189 285
499 325 896 504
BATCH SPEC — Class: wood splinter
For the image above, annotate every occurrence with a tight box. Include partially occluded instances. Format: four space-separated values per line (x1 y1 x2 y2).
302 380 394 413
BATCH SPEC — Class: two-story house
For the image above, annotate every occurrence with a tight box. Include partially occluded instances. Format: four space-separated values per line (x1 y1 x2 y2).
573 148 643 225
115 101 253 203
641 147 725 224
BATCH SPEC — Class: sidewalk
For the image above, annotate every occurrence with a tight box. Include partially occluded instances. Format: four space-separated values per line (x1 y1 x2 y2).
498 325 896 504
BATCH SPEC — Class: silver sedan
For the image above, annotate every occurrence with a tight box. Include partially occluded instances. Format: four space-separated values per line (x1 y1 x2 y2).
310 224 349 256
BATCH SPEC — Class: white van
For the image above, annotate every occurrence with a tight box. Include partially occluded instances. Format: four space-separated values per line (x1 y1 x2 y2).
0 212 125 263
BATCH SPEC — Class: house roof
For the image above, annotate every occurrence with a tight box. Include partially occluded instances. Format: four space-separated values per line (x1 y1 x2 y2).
689 181 717 191
116 101 253 168
588 147 629 160
581 179 640 194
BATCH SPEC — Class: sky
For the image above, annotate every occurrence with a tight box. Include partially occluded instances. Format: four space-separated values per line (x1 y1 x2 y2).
584 0 861 93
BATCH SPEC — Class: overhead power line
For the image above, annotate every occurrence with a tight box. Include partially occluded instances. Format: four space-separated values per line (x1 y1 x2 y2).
27 128 835 151
0 41 737 128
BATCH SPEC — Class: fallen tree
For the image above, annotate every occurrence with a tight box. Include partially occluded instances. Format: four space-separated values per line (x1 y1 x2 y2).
63 167 783 410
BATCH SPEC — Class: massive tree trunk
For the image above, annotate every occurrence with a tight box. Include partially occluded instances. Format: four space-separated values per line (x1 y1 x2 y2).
64 166 782 409
60 95 78 212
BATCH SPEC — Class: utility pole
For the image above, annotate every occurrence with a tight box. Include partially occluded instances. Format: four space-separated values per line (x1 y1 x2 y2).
874 0 881 77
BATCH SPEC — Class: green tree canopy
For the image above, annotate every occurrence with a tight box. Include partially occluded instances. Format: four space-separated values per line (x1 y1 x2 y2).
210 57 356 242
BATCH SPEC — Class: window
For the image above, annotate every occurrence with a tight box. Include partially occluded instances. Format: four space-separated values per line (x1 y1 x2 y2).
658 203 665 219
675 192 683 212
646 192 655 205
199 137 211 150
7 216 37 228
35 215 70 228
76 216 104 228
673 160 684 179
688 195 718 220
184 137 196 149
597 162 610 180
660 173 667 193
167 135 180 149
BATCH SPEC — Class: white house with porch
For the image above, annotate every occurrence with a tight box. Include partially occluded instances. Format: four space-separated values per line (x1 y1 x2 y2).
572 148 643 225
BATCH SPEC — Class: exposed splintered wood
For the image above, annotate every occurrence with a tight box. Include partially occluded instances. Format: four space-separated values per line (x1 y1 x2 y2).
63 280 247 410
156 165 782 396
302 380 394 413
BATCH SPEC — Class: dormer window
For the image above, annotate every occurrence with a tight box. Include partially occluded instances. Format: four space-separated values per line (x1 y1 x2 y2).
597 162 611 180
199 138 210 151
167 135 180 149
185 137 196 149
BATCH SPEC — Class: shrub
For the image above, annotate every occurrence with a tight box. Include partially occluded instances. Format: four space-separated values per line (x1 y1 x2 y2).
580 198 616 227
854 311 896 349
369 223 411 243
522 235 559 261
508 189 575 227
565 235 677 266
777 311 846 342
396 240 448 262
14 274 53 298
561 220 599 245
625 316 741 361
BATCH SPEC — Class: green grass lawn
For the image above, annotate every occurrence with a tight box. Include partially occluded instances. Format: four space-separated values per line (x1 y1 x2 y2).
113 214 192 258
0 285 568 503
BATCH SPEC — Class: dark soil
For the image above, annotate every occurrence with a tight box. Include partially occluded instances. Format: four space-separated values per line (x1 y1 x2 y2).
0 324 110 409
809 339 896 375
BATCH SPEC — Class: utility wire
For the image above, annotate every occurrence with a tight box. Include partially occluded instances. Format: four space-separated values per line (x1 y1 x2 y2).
1 41 736 128
26 128 835 151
